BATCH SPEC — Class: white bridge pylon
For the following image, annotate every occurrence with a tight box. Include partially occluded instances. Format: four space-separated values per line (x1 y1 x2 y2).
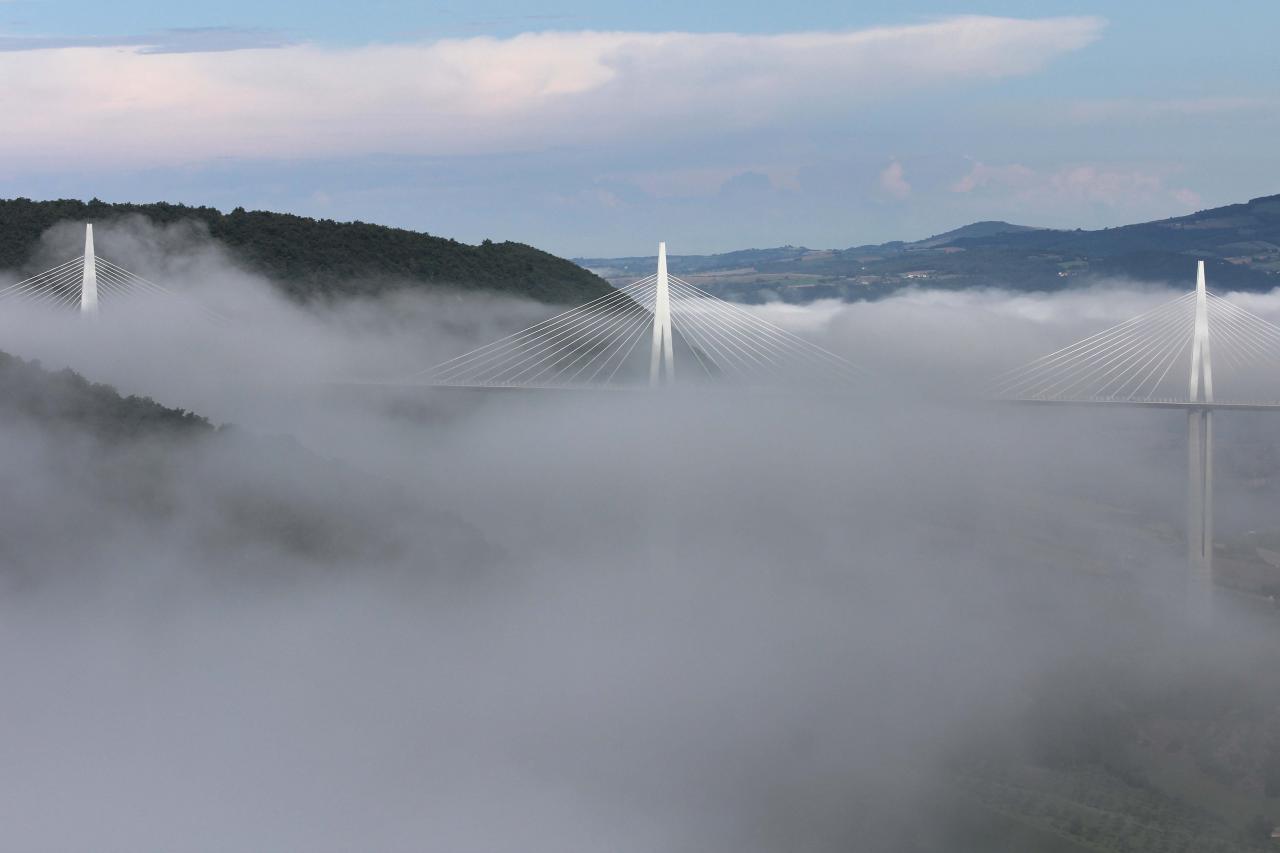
0 224 224 322
417 242 864 389
648 241 674 387
81 223 99 316
990 261 1280 406
991 261 1280 623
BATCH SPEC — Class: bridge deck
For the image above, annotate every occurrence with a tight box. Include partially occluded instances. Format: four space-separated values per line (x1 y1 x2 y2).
996 398 1280 412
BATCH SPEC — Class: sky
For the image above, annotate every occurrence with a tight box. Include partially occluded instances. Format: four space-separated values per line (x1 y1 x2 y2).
1 1 1278 255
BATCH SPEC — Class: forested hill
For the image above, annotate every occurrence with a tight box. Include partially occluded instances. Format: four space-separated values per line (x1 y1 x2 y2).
0 351 211 440
0 350 492 577
0 198 611 304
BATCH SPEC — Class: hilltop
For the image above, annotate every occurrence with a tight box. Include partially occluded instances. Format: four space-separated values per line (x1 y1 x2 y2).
579 195 1280 302
0 198 612 305
0 350 211 440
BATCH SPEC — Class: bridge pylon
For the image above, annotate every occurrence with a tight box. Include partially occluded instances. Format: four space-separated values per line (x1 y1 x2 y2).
1187 260 1213 623
648 242 674 386
410 238 862 389
80 224 98 317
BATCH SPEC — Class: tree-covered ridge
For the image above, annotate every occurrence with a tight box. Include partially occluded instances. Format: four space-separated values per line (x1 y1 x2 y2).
0 349 492 577
582 193 1280 303
0 198 613 304
0 351 211 440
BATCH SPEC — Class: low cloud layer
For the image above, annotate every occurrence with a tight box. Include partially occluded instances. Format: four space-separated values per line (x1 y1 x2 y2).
1 220 1279 851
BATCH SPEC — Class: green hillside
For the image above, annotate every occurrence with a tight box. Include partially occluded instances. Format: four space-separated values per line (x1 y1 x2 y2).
0 198 612 304
0 350 211 440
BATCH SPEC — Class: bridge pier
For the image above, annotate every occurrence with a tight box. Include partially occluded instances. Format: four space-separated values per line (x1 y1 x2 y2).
1186 261 1214 623
1187 408 1213 623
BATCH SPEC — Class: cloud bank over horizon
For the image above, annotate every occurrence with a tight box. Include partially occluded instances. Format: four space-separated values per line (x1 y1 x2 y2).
0 17 1103 168
0 6 1274 257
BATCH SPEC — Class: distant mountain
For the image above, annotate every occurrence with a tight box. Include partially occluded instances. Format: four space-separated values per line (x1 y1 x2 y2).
888 219 1044 250
578 196 1280 303
0 198 612 305
579 245 816 280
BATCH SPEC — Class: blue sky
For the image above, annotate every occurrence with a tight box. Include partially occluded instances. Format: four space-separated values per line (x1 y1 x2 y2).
1 1 1277 255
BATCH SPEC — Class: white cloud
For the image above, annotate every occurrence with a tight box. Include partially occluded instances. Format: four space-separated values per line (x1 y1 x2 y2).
1058 96 1272 124
878 160 912 200
0 16 1104 170
950 162 1038 194
950 160 1199 210
1048 165 1163 204
1171 187 1202 208
0 27 290 54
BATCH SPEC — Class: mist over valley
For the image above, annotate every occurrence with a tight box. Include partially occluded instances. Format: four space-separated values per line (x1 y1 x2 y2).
4 4 1280 848
1 213 1279 851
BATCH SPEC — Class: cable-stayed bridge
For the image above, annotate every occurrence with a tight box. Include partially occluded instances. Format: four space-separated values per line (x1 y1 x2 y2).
5 229 855 388
992 261 1280 621
992 263 1280 409
408 243 864 390
3 223 1275 622
0 225 223 322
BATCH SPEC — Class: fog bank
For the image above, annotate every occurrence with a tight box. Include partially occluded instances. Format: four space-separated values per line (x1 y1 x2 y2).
1 223 1279 851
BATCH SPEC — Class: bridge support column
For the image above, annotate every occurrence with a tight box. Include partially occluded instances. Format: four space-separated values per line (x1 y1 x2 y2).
80 224 98 317
649 242 674 387
1187 408 1213 622
1186 260 1213 623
